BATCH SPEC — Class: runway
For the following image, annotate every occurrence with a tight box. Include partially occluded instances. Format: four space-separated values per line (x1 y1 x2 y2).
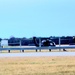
0 52 75 57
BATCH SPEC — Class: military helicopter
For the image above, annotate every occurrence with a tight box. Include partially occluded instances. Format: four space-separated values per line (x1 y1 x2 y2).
33 37 56 51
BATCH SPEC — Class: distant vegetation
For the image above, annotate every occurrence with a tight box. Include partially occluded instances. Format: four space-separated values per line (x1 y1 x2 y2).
0 36 75 46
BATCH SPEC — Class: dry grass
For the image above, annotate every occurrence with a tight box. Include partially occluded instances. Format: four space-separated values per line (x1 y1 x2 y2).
0 56 75 75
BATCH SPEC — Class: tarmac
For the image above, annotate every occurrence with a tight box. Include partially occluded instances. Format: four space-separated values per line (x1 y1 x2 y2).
0 52 75 57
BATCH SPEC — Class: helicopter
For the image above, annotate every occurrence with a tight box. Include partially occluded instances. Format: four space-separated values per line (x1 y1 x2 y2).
33 37 56 51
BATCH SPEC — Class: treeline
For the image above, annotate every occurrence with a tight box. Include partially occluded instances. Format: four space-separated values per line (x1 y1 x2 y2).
0 36 75 46
8 37 34 46
50 36 75 44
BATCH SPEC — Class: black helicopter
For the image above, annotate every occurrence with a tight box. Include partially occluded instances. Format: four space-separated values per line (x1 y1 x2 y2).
33 37 56 51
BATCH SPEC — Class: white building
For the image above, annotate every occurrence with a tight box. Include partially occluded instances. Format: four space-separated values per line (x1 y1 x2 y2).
0 40 8 47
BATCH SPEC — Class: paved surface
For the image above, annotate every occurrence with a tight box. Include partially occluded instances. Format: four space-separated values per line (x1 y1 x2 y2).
0 52 75 57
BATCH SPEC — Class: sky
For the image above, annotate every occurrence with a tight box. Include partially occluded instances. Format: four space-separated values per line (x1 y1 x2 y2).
0 0 75 38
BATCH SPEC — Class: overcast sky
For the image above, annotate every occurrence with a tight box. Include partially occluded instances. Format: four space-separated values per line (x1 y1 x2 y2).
0 0 75 38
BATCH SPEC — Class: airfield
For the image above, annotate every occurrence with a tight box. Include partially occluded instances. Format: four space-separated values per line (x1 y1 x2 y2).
0 37 75 57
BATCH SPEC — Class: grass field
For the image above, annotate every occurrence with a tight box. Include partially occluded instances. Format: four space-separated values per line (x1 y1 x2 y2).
0 56 75 75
